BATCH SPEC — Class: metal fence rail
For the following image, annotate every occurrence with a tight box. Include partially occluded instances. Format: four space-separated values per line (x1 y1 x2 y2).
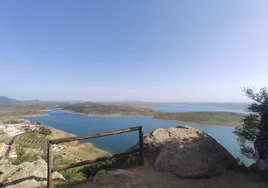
47 126 144 188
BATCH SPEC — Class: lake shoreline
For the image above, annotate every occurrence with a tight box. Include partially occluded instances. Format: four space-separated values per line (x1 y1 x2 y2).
151 117 236 127
23 107 252 166
21 109 240 128
60 110 123 117
18 113 49 118
58 109 238 128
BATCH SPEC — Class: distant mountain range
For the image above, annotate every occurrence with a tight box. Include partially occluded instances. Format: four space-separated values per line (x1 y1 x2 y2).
0 96 19 105
0 96 48 105
0 96 83 105
0 96 249 106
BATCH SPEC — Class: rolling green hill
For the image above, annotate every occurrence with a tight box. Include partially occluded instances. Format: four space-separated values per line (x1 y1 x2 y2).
61 102 155 116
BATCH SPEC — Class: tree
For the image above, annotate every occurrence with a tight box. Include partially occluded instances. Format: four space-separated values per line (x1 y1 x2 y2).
34 122 42 125
234 87 268 159
39 126 52 136
24 128 32 133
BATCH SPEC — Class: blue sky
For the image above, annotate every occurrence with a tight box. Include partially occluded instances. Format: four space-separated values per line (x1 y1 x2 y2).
0 0 267 102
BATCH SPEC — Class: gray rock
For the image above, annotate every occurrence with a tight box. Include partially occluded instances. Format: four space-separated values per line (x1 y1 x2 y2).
0 158 65 188
127 126 237 178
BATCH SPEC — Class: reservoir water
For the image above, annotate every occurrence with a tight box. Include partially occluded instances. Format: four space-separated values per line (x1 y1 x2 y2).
25 103 253 165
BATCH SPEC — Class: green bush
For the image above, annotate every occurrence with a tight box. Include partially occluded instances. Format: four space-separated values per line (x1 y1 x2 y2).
24 128 32 133
61 168 86 182
39 127 52 136
81 159 116 177
52 155 87 182
12 145 39 165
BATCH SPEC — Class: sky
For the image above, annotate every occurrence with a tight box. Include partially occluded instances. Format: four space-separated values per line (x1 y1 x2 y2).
0 0 268 102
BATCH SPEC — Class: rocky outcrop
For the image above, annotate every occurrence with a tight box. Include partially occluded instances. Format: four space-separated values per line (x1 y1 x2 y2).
126 125 237 178
0 158 64 188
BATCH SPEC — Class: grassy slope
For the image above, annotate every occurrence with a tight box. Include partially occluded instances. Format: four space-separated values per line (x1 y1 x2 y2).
12 125 110 183
14 125 109 160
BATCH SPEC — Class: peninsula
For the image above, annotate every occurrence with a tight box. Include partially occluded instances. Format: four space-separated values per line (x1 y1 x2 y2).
61 102 244 127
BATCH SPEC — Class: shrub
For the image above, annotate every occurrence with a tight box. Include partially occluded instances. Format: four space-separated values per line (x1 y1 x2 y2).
81 159 116 177
39 127 52 136
24 128 32 133
12 145 39 165
61 168 86 182
234 87 268 159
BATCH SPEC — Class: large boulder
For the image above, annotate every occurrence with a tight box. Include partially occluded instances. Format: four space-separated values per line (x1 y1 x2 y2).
127 125 237 178
0 158 65 188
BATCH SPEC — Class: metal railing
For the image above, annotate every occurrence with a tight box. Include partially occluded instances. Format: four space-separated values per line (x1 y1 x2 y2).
47 126 144 188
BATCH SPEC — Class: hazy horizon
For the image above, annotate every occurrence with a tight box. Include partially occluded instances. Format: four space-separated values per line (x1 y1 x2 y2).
0 95 250 103
1 0 267 102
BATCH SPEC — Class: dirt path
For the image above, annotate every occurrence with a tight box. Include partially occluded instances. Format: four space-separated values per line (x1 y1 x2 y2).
74 166 268 188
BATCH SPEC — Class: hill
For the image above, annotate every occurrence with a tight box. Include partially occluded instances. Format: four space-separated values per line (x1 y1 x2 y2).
0 105 50 119
0 96 68 105
61 102 155 116
0 96 64 119
0 96 18 105
153 111 245 127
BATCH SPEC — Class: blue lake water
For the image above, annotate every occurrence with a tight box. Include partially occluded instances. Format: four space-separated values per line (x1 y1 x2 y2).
25 105 254 165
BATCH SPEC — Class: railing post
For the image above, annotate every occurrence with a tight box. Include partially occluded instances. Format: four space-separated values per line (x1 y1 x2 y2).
46 126 143 187
47 141 53 188
139 126 144 165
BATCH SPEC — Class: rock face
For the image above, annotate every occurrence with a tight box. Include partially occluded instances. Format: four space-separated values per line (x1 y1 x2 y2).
127 125 237 178
0 158 64 188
